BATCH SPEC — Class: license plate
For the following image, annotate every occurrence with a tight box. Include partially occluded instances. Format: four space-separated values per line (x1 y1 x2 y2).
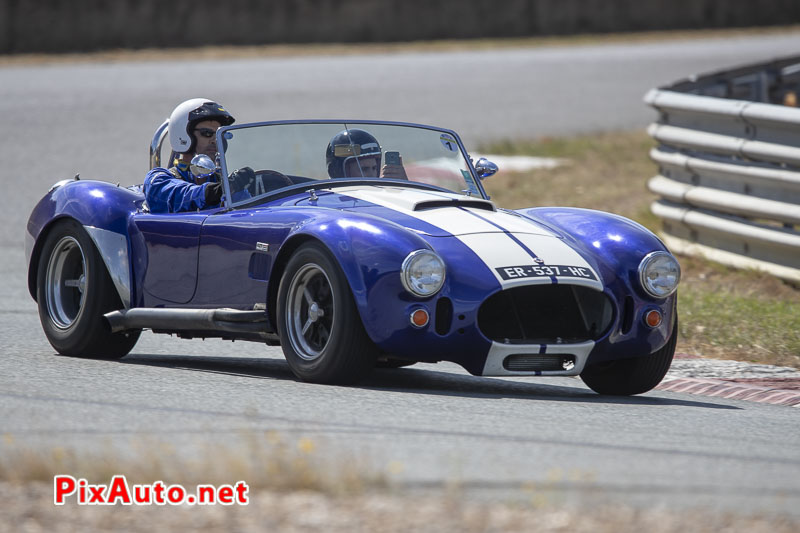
496 264 597 281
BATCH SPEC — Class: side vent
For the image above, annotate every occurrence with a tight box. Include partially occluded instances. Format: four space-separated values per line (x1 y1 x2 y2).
621 296 634 335
435 297 453 335
248 253 271 281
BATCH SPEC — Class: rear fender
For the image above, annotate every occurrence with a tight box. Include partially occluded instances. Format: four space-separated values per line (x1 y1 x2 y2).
26 180 143 306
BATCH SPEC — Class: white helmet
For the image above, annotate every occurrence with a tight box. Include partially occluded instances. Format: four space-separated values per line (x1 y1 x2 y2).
168 98 235 153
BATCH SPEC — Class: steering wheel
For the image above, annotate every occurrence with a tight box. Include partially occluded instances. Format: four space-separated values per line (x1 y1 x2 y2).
253 169 293 194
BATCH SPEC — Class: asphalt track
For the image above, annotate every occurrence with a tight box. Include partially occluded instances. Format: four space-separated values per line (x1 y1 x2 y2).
1 31 799 516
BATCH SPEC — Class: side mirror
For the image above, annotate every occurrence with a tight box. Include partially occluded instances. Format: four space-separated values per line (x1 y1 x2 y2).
190 154 217 180
474 157 498 180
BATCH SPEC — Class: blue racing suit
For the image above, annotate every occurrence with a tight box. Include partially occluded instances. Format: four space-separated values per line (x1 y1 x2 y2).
144 161 213 213
144 160 251 213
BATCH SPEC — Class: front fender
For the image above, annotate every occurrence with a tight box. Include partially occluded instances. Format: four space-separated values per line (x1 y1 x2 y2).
516 207 678 361
516 207 669 296
268 209 434 341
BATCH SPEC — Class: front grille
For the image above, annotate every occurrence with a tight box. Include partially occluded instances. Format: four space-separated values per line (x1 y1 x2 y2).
503 354 576 372
477 284 613 344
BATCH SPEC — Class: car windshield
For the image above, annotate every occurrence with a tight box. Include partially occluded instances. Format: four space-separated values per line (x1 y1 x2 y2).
219 121 483 206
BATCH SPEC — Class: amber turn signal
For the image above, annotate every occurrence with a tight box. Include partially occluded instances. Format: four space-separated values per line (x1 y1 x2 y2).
645 309 663 328
410 309 430 328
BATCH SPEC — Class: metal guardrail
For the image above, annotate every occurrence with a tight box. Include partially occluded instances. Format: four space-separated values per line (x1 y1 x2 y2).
644 55 800 284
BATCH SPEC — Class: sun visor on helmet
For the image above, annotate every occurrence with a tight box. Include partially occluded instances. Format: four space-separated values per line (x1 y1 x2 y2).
334 142 380 157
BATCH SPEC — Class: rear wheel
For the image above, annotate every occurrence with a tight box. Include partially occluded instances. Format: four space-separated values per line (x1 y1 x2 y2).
36 220 140 358
277 242 377 384
580 318 678 396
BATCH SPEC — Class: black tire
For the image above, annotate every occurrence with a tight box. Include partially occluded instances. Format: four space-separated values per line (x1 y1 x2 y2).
276 242 377 384
36 219 140 358
580 317 678 396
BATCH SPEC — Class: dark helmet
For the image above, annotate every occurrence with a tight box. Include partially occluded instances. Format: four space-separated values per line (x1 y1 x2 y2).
168 98 235 154
326 128 382 178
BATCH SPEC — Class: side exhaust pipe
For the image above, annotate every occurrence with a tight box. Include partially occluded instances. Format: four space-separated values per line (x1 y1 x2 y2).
104 308 274 338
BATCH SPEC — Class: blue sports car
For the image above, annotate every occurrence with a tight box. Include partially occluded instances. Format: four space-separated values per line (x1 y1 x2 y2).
25 120 680 395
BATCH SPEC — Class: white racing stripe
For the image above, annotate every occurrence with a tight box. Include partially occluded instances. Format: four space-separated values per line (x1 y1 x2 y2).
338 186 552 236
336 186 500 235
457 232 536 273
336 186 601 289
461 232 603 290
462 207 557 236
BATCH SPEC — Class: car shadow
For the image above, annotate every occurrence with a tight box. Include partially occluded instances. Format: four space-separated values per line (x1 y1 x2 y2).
118 353 739 410
38 352 786 466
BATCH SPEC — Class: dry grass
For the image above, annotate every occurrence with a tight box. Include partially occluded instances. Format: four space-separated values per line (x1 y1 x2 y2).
1 25 798 67
676 256 800 368
483 131 659 227
480 130 800 369
0 432 382 495
1 435 797 532
2 481 798 533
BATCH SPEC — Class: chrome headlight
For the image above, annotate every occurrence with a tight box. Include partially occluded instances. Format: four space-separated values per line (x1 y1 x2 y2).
638 251 681 298
401 250 446 297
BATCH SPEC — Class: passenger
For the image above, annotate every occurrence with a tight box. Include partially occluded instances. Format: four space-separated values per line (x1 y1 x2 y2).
325 128 407 179
144 98 253 213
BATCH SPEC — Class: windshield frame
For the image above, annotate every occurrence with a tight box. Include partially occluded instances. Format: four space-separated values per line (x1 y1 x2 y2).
215 119 487 208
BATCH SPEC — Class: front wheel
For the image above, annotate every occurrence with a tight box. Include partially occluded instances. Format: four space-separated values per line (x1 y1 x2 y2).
276 242 377 384
580 318 678 396
36 219 140 358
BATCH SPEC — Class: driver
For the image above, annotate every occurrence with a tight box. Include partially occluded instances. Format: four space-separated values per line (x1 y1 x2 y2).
326 128 407 179
144 98 253 213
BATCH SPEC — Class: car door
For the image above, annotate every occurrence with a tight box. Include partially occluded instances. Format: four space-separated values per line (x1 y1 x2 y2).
192 207 288 308
132 213 207 305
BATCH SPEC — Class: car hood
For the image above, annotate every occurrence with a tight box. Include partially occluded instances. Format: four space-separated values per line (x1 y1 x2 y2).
302 185 552 237
297 185 604 290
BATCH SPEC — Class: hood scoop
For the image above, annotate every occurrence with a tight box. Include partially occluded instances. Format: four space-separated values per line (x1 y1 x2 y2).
414 199 495 212
330 185 497 214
